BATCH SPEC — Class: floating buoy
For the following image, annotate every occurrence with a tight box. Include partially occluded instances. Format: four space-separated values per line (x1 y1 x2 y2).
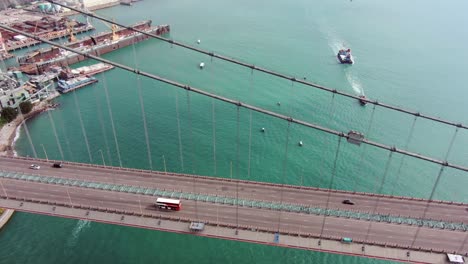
277 102 281 106
199 62 205 69
261 127 265 132
197 39 201 44
298 141 303 146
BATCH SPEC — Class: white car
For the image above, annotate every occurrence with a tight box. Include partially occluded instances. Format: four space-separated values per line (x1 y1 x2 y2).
29 164 40 170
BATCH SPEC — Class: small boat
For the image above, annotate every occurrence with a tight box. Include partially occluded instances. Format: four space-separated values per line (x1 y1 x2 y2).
199 62 205 69
358 95 367 106
337 48 354 64
57 75 98 94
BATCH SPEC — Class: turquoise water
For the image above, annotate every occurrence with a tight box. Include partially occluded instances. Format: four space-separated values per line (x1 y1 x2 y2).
2 0 468 263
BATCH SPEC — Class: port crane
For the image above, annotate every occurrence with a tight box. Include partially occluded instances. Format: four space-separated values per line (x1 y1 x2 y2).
100 19 120 41
66 20 77 42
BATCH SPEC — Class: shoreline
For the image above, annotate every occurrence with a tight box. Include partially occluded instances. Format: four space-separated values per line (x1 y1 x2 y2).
0 91 60 230
0 91 60 155
0 209 14 230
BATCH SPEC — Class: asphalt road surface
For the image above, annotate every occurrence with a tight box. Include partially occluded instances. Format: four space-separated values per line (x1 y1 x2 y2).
0 156 467 253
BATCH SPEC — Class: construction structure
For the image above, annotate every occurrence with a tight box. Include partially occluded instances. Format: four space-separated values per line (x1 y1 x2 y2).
0 9 94 54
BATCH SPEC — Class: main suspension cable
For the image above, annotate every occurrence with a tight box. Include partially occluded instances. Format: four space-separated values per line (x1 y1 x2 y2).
2 24 468 173
45 0 468 132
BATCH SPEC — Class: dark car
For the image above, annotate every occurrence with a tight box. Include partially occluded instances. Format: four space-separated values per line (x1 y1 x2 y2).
342 199 355 205
52 162 63 168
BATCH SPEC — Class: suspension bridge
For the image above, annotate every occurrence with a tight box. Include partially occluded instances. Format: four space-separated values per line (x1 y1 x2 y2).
0 2 467 263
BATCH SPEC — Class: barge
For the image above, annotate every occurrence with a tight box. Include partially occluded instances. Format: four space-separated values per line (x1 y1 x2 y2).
18 20 170 75
57 75 98 93
71 63 114 76
58 63 114 80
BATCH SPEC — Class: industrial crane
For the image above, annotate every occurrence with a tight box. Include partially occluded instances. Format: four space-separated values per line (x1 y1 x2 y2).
78 0 119 41
100 19 120 41
66 20 77 42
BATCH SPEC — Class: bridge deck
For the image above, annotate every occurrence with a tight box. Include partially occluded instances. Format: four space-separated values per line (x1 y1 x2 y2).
1 156 466 223
0 156 467 260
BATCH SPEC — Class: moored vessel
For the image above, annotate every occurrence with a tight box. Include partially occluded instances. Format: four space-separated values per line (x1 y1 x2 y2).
18 20 170 75
56 75 98 93
71 63 114 76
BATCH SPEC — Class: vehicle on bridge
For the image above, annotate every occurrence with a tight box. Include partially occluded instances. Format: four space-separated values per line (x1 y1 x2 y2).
447 253 464 263
155 198 181 211
341 237 353 243
29 164 40 170
342 199 355 205
189 222 205 232
52 162 63 168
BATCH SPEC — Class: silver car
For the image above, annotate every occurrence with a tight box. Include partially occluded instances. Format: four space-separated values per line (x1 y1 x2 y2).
29 164 40 170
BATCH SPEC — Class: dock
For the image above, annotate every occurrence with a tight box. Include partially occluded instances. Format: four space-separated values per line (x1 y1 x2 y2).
0 9 94 52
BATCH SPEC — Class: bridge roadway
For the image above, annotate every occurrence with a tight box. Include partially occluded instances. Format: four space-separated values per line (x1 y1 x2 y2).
1 156 466 223
0 156 467 256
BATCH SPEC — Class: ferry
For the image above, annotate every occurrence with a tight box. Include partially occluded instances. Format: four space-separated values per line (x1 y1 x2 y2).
57 76 98 94
337 48 354 64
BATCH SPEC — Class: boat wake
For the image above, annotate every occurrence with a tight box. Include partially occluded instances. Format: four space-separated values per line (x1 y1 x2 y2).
345 69 365 96
321 24 347 56
67 219 91 247
320 22 365 97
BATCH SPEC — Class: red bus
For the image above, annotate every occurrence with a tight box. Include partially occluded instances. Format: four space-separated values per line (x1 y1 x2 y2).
155 198 182 211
